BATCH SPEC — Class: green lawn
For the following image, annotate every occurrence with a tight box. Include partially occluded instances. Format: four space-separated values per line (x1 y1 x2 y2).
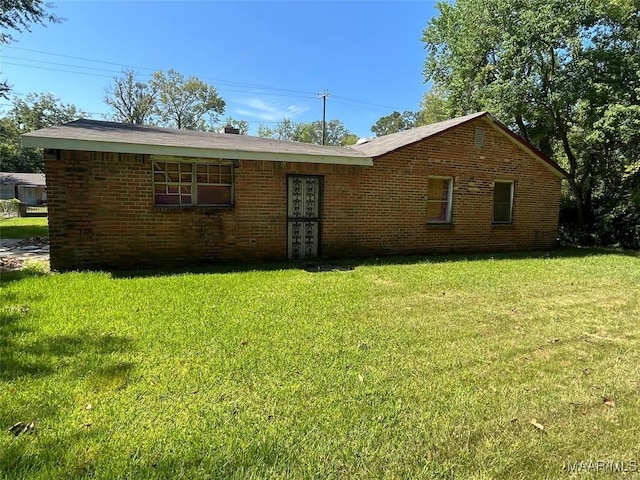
0 216 49 238
1 250 639 479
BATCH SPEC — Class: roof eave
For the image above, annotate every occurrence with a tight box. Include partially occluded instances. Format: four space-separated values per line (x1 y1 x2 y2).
0 182 43 186
21 136 374 167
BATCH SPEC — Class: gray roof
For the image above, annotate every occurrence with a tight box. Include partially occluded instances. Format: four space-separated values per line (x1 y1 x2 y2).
0 172 46 186
351 111 488 156
22 119 372 166
20 114 565 176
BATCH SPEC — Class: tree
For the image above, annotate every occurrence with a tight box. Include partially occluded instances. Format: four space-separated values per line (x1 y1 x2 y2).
0 93 84 172
257 118 297 141
370 88 450 136
104 70 157 125
418 87 450 125
150 69 225 130
258 119 357 146
422 0 640 234
1 1 62 98
370 111 418 136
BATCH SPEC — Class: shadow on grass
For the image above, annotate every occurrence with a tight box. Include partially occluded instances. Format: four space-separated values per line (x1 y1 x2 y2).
107 246 637 280
0 264 50 285
127 437 293 478
0 423 106 479
0 225 49 238
0 287 135 381
0 301 136 478
0 324 134 381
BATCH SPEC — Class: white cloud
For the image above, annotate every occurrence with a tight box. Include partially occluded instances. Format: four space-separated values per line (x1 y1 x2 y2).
234 98 310 122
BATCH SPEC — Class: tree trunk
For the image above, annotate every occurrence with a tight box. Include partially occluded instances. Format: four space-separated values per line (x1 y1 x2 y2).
567 177 586 226
558 124 586 226
515 114 531 143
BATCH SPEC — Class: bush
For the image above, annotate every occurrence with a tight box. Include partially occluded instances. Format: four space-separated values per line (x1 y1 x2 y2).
559 196 640 250
0 198 22 218
595 202 640 250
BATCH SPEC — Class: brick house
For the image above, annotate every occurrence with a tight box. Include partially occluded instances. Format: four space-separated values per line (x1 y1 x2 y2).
0 172 47 205
22 112 565 271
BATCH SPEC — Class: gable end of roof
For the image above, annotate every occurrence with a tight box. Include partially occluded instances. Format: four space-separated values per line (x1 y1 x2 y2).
351 111 566 179
481 115 567 178
350 111 488 157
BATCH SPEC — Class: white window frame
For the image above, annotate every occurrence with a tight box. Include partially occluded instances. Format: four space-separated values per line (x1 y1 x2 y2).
153 160 234 207
426 176 453 223
493 180 514 224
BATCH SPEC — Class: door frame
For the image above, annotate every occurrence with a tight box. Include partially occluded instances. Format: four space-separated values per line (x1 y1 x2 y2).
286 174 324 260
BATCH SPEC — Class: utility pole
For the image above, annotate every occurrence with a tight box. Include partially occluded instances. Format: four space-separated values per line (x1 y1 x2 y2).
318 91 329 145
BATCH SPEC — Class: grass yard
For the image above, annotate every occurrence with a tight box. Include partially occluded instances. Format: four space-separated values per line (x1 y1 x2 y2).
1 250 639 479
0 217 49 239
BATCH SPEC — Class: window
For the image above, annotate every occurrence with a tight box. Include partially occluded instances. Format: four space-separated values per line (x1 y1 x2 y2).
493 181 514 223
426 177 453 223
153 161 233 206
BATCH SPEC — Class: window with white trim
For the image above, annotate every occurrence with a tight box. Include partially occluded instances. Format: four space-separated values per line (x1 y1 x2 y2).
426 177 453 223
153 161 233 206
493 181 514 223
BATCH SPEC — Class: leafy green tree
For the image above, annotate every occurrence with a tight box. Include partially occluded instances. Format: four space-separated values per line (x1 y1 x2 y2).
150 69 225 130
418 87 450 125
104 70 157 125
0 93 84 172
258 119 357 146
422 0 640 234
370 111 418 137
371 88 450 136
0 0 61 43
1 1 62 98
340 132 359 146
257 119 297 141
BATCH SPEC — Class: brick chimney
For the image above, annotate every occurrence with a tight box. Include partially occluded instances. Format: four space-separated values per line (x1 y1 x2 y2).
224 125 240 134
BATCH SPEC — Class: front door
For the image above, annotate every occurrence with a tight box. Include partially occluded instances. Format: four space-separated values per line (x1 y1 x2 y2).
287 175 322 260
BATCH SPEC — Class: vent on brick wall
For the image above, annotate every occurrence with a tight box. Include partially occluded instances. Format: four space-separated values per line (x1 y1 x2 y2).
474 127 484 148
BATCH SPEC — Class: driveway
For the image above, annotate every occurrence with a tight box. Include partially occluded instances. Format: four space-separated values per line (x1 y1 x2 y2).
0 237 50 271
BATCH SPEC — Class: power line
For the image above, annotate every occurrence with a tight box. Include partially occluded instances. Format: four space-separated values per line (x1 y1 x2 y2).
2 61 115 79
332 95 404 113
2 55 131 74
3 45 158 71
3 45 410 113
0 100 321 126
2 47 417 128
330 98 387 113
3 45 317 97
2 61 314 99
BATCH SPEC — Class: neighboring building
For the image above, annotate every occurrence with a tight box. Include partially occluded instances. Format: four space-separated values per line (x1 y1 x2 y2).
0 172 47 205
22 112 566 271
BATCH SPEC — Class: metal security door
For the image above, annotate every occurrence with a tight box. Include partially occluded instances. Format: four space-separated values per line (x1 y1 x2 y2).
287 175 322 260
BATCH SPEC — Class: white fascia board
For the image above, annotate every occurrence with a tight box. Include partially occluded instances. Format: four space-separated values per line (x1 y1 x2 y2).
22 137 374 166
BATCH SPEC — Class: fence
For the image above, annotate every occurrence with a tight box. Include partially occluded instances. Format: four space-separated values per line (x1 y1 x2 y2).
24 205 48 217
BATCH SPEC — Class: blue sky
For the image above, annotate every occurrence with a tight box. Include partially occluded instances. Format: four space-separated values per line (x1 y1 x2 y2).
1 1 438 138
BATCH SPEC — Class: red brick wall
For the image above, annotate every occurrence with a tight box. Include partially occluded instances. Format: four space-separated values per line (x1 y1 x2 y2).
44 117 562 270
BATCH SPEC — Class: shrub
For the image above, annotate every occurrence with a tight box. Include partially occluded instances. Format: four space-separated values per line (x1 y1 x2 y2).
0 198 22 218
